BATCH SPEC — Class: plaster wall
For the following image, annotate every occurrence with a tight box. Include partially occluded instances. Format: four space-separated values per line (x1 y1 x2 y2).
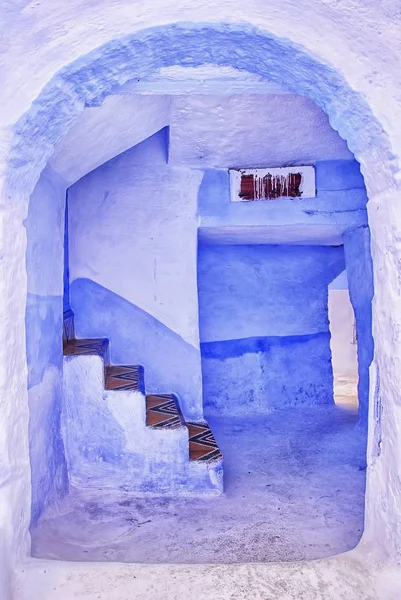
198 159 368 246
197 159 366 415
24 167 69 526
50 95 171 185
49 91 356 187
344 227 374 430
3 0 401 182
68 130 204 420
328 272 358 400
328 291 358 390
169 94 354 168
199 244 344 415
63 200 70 312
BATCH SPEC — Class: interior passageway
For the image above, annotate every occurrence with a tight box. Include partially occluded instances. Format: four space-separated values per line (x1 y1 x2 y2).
328 271 359 411
27 78 372 565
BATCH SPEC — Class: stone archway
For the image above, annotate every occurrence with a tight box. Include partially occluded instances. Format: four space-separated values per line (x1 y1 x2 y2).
2 21 401 598
8 23 396 197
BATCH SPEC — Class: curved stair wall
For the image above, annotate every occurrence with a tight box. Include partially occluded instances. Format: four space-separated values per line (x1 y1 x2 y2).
67 130 204 422
70 278 202 421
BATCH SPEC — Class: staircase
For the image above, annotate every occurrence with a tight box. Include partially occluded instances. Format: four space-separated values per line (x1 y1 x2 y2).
62 310 223 494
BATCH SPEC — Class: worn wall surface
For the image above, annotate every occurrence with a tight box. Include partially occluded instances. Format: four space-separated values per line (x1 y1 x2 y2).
169 94 354 168
197 159 367 416
24 167 69 526
62 353 222 495
199 245 344 415
68 151 364 420
49 92 356 186
344 227 374 431
50 95 171 186
68 130 203 420
198 159 367 245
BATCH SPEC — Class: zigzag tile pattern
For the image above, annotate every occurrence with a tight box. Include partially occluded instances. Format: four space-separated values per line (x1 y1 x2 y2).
187 423 223 462
146 394 185 429
63 338 109 357
105 365 144 393
63 313 222 464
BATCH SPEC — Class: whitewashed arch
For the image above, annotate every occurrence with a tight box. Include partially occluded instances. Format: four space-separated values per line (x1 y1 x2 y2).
2 19 401 599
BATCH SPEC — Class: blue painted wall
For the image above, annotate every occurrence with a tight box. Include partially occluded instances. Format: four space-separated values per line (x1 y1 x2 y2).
197 158 370 417
63 195 70 312
65 135 369 420
70 278 202 419
66 149 369 419
198 244 345 415
68 130 203 420
200 160 366 217
198 159 368 246
329 270 348 290
344 227 374 430
25 166 69 526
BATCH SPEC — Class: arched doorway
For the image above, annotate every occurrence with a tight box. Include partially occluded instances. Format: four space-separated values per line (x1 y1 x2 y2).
2 19 400 597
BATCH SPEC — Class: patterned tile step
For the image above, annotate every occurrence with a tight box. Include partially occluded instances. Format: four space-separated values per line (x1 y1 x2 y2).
63 338 109 357
146 394 185 429
105 365 144 393
187 422 223 462
62 332 222 463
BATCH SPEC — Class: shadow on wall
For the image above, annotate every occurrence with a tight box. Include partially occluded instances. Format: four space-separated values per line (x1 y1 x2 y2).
343 227 374 431
70 278 203 420
24 166 69 528
26 293 69 526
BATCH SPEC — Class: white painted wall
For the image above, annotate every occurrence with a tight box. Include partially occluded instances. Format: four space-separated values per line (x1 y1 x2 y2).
62 353 222 493
68 129 204 418
68 130 202 348
50 95 171 185
328 290 358 400
169 95 353 168
120 65 292 94
25 166 69 527
49 92 353 185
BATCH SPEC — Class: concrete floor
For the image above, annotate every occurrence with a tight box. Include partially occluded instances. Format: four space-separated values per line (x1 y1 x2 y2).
32 402 366 564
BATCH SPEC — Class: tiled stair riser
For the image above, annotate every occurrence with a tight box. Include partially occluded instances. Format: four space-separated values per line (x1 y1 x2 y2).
62 347 223 494
64 337 110 365
105 365 145 394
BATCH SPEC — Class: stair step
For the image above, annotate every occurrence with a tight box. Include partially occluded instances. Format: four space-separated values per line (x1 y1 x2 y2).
146 394 186 429
63 338 223 465
187 422 223 462
146 395 223 462
63 338 109 358
105 365 144 393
